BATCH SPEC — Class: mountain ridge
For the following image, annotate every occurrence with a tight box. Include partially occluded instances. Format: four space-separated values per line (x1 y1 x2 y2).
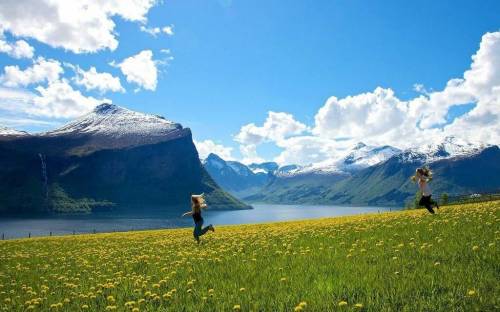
0 104 250 216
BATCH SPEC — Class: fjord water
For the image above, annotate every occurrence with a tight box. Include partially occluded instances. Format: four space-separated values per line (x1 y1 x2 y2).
0 204 395 239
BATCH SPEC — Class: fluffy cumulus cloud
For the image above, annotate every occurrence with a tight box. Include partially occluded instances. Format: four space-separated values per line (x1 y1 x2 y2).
0 0 157 54
239 144 265 164
0 80 107 119
73 66 124 93
313 87 407 139
235 111 308 145
235 111 308 164
0 57 63 87
114 50 158 91
235 31 500 165
0 33 34 59
194 139 234 160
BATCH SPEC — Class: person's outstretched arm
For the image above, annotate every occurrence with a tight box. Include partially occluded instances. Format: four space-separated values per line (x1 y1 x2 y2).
181 211 193 217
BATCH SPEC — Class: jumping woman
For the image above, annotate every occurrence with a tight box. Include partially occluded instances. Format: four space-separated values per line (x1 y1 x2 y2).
182 193 214 243
412 167 439 214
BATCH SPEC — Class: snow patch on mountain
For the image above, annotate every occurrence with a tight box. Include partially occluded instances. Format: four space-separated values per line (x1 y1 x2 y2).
43 103 182 138
0 126 29 137
248 162 279 175
399 136 491 163
279 143 401 176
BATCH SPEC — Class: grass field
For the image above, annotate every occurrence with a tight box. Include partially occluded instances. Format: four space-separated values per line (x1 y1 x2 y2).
1 201 499 311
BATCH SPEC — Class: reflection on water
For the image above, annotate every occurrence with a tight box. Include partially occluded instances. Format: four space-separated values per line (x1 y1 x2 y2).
0 204 396 239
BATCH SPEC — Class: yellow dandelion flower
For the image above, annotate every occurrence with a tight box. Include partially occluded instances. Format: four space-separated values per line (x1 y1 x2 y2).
354 303 363 308
239 287 246 292
81 305 89 309
233 304 241 311
338 300 348 306
467 289 476 296
294 306 303 312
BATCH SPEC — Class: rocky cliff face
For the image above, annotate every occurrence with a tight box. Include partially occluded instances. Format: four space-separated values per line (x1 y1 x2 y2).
0 104 250 216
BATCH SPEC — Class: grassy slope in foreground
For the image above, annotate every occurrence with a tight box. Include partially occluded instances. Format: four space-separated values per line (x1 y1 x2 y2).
0 202 499 311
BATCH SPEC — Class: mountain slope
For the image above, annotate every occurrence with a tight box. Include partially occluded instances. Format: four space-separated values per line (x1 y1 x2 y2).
203 154 269 198
0 104 250 216
248 142 500 206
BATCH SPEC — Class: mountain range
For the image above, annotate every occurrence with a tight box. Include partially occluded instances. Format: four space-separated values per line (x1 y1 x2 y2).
0 104 250 216
203 137 500 206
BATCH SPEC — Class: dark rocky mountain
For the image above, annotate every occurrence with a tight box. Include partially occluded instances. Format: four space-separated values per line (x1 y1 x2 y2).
0 104 250 216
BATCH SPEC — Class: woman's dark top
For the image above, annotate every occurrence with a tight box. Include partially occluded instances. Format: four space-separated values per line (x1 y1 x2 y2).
192 211 203 223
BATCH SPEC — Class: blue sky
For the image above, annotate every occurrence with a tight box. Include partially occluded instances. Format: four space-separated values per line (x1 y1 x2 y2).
0 0 499 164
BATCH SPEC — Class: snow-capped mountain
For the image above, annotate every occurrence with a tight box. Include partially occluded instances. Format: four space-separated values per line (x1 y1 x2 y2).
277 143 401 177
0 126 29 137
0 104 249 216
398 136 491 163
248 162 279 174
44 103 182 138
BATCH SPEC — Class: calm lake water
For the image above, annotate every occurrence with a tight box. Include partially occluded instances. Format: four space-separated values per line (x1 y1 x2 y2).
0 204 396 239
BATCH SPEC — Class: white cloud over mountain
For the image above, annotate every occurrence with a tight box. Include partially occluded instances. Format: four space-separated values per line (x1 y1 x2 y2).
0 80 107 119
73 66 125 94
114 50 158 91
195 139 235 161
235 31 500 165
0 0 157 54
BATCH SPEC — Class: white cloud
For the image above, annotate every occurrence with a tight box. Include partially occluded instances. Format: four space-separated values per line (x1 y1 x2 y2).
235 111 308 145
0 80 107 119
235 111 309 163
114 50 158 91
73 66 125 93
239 144 265 165
1 57 63 87
0 0 158 54
140 26 161 36
313 87 408 139
194 139 234 160
235 31 500 165
162 25 174 36
0 33 34 59
140 24 174 37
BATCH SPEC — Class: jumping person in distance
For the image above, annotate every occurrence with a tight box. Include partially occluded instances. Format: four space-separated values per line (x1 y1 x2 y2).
182 193 214 243
412 167 439 214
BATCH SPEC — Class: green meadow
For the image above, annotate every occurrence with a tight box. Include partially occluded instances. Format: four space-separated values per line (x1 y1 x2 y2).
1 201 498 311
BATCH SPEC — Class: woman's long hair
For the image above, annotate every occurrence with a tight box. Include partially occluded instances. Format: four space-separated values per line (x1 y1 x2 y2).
411 167 433 182
191 193 207 212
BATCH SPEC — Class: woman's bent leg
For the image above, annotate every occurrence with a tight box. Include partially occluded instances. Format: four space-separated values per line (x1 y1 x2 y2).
200 224 212 236
423 196 435 214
